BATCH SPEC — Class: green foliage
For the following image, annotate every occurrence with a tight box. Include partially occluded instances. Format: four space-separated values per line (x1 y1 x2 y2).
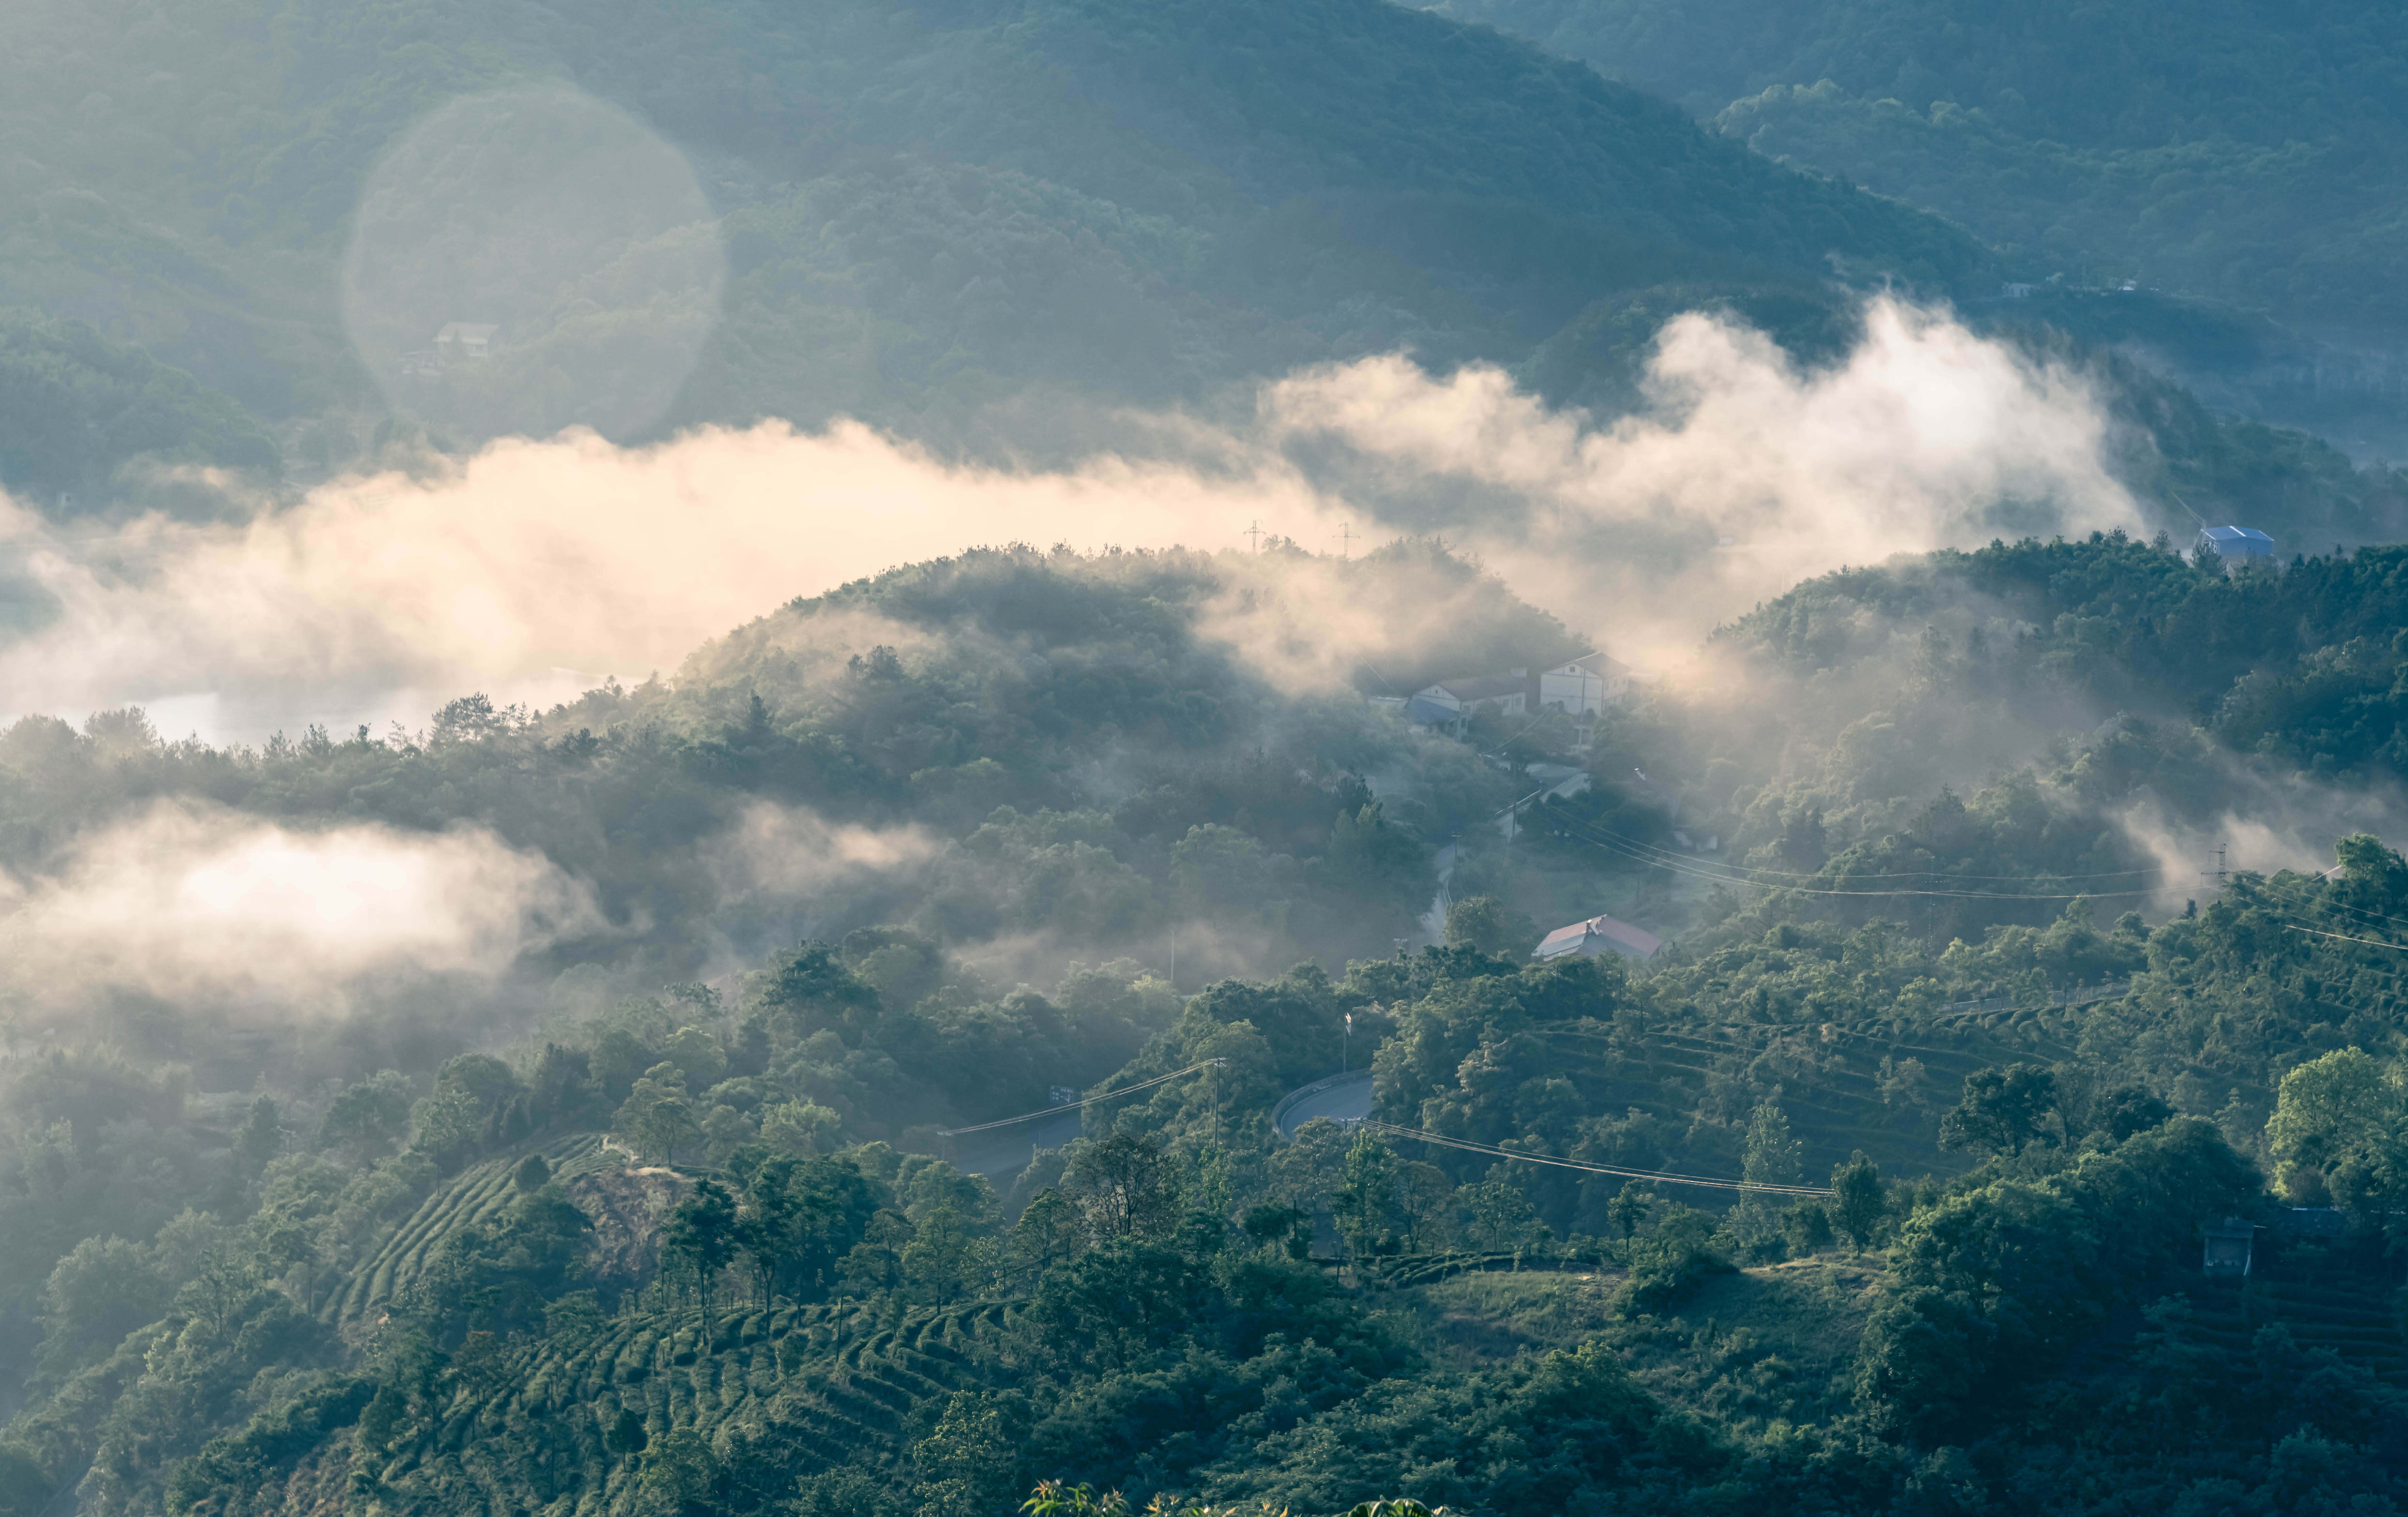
1829 1153 1885 1251
1441 896 1538 959
1853 1116 2260 1439
1440 0 2408 369
1611 1206 1734 1317
32 1236 165 1385
2265 1046 2407 1218
1065 1136 1179 1243
0 0 1986 472
1740 1101 1802 1188
0 307 276 513
1937 1064 2064 1158
1335 1132 1401 1261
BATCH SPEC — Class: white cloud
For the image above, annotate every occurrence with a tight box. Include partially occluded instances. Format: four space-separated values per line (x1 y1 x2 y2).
0 296 2142 735
0 803 604 1006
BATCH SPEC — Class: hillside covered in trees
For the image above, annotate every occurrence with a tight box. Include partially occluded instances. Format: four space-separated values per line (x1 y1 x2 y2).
1435 0 2408 456
5 0 2408 1508
7 533 2408 1514
0 0 1984 481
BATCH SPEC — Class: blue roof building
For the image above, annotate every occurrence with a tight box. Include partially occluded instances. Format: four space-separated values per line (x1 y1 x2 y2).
2198 525 2276 569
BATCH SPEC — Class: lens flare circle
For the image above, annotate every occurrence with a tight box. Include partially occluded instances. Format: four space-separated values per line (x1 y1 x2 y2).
342 82 727 444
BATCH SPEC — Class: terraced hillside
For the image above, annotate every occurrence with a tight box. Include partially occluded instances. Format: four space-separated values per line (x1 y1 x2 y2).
2183 1245 2408 1391
329 1137 626 1337
340 1299 1018 1517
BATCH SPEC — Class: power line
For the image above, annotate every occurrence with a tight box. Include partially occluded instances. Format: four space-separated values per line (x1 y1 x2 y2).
2284 924 2408 952
936 1059 1225 1136
1360 1120 1835 1197
1545 809 2165 900
1574 821 2169 885
1527 796 2172 884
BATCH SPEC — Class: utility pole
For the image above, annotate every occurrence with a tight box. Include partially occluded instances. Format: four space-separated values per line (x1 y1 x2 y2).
1337 522 1355 558
2199 842 2227 896
1245 519 1264 552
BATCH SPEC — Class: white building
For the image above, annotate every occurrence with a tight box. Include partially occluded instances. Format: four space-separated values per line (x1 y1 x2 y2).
1532 913 1662 963
1406 671 1527 731
434 322 500 360
1539 651 1638 716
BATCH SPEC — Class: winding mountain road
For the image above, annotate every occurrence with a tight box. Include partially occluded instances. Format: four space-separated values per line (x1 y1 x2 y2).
1272 1068 1375 1138
953 1067 1376 1177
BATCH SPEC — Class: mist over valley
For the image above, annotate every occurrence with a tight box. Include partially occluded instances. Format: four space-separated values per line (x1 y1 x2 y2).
4 4 2408 1516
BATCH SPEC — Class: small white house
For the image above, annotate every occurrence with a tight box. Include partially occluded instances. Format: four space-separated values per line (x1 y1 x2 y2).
1539 651 1637 716
434 322 500 360
1532 913 1663 963
1408 670 1527 730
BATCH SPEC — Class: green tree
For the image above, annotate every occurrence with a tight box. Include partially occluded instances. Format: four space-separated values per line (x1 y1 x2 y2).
837 1212 913 1297
634 1426 718 1517
1065 1136 1176 1241
1939 1064 2064 1157
1444 895 1539 958
1829 1152 1885 1251
234 1097 283 1167
750 944 881 1047
1613 1204 1731 1316
759 1101 840 1157
1783 1200 1835 1256
619 1063 701 1165
1239 1202 1313 1260
1007 1189 1088 1280
736 1153 886 1301
2267 1047 2398 1178
1604 1182 1656 1241
1457 1179 1543 1253
34 1236 166 1381
314 1071 414 1163
1741 1101 1803 1189
912 1393 1023 1517
2093 1085 2174 1142
660 1026 729 1091
1335 1130 1402 1260
663 1180 740 1312
901 1202 990 1303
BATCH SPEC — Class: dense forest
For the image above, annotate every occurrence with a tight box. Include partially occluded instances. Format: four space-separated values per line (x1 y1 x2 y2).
0 0 1982 479
7 534 2408 1515
1434 0 2408 455
0 0 2401 551
5 0 2408 1513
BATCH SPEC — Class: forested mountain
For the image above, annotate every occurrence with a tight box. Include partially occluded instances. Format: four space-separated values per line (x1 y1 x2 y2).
9 533 2408 1515
0 0 1982 473
1434 0 2408 455
8 1 2408 1514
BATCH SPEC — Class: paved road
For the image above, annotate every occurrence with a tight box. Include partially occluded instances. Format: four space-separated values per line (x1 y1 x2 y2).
952 1065 1377 1182
1423 765 1592 938
1274 1069 1374 1138
948 1107 1084 1178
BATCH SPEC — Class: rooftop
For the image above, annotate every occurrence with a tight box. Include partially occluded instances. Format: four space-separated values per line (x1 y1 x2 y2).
1432 673 1527 701
1533 913 1663 961
1553 650 1632 678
